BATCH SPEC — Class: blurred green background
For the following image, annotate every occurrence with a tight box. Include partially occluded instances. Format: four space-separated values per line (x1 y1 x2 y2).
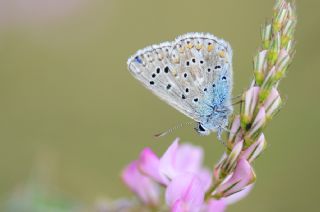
0 0 318 211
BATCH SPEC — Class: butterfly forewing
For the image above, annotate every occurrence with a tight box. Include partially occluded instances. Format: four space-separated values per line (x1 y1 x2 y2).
127 32 233 123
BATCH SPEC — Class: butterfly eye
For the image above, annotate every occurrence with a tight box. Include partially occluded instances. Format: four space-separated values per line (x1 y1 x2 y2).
198 124 206 132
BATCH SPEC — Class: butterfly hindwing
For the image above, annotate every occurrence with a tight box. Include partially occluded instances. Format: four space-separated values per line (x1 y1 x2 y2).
127 32 233 122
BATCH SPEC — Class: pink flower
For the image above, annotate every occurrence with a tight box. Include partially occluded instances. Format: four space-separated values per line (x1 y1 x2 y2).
243 87 260 121
139 139 211 189
247 107 266 137
214 159 256 197
263 88 282 118
228 115 243 145
139 147 169 185
206 199 227 212
254 50 268 74
204 185 254 212
121 161 160 206
138 139 212 211
123 139 255 212
242 134 266 163
159 139 205 180
166 173 206 212
261 66 276 89
276 49 290 73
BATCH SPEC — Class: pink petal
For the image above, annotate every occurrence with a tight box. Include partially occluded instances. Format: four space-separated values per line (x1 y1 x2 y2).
263 88 281 117
264 88 280 109
172 199 199 212
206 199 227 212
204 184 253 211
159 139 180 180
138 148 169 185
122 161 160 206
159 139 203 180
215 159 255 197
165 173 205 211
254 50 268 73
248 107 266 137
241 134 266 163
175 143 203 173
224 140 244 172
214 153 228 181
228 115 241 143
197 168 213 191
261 66 276 88
244 87 260 117
224 184 254 205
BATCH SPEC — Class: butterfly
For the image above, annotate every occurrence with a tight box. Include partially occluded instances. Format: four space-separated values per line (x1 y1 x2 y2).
127 33 233 139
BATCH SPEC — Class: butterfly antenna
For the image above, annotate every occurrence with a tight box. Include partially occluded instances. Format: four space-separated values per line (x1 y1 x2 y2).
232 94 242 100
154 122 194 138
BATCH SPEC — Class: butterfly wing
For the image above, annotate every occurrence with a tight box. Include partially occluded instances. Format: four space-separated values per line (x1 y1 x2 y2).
127 32 233 122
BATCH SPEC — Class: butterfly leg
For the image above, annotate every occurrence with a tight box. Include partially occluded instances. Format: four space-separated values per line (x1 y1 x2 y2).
232 99 243 106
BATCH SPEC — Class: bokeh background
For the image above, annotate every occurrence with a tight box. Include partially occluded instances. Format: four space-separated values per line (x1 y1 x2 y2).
0 0 318 211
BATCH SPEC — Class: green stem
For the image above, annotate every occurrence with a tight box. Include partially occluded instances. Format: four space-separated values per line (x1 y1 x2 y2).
204 180 222 202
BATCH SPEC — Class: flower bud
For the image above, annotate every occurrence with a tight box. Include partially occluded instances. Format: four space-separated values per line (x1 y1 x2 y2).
273 6 288 32
247 107 266 139
261 66 276 91
275 49 291 79
282 19 295 46
254 50 268 85
222 141 244 173
214 153 228 180
285 39 294 53
263 88 282 118
241 87 260 127
268 32 281 66
227 116 242 146
242 134 266 163
261 24 272 49
214 159 256 197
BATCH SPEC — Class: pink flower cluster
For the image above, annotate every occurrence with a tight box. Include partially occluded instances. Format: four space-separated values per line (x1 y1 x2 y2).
122 139 255 212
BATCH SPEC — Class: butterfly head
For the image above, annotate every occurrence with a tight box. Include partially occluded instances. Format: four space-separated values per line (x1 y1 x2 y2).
196 105 233 138
195 123 211 136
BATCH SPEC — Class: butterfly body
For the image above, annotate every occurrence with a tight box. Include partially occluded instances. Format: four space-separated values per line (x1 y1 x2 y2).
127 33 233 139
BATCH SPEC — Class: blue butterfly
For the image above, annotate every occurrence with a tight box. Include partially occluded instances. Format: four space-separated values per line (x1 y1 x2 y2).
127 33 233 139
